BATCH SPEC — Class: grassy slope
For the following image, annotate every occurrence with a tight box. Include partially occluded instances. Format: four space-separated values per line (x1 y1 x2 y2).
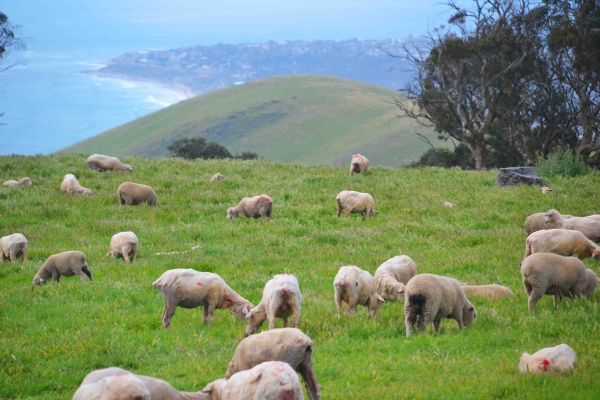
61 75 440 168
1 154 600 400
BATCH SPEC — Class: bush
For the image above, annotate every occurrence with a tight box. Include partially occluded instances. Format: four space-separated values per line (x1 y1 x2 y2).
409 145 475 169
167 137 259 160
536 147 591 177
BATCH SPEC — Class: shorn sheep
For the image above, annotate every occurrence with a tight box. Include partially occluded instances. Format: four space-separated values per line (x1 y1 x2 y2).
519 344 577 375
152 269 253 328
335 190 377 220
524 228 600 264
33 251 93 285
349 153 370 176
227 194 273 219
60 174 92 196
2 177 32 187
225 328 322 400
543 209 600 241
460 284 516 300
210 173 225 181
73 372 150 400
333 265 384 317
404 274 476 336
0 233 28 263
524 212 572 235
117 182 158 206
374 255 417 301
245 274 303 336
107 231 139 263
87 154 133 172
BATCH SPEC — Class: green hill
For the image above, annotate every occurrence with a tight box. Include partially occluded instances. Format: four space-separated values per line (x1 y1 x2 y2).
61 75 440 167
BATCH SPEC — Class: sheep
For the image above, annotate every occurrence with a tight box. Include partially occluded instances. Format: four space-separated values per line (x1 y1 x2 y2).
224 328 321 400
460 284 516 300
335 190 377 220
152 269 253 328
210 173 225 182
444 201 455 208
227 194 273 219
524 212 572 235
33 251 93 285
117 182 158 206
333 265 384 317
87 154 133 172
349 153 370 176
524 229 600 264
539 186 553 194
520 252 592 310
245 274 303 336
404 273 477 336
75 367 207 399
60 174 92 196
0 233 28 263
107 231 139 263
374 255 417 301
3 177 32 187
543 209 600 241
518 344 577 375
73 372 150 400
583 269 599 297
201 361 304 400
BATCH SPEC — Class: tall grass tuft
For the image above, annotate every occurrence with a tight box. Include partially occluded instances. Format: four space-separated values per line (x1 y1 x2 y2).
536 148 591 178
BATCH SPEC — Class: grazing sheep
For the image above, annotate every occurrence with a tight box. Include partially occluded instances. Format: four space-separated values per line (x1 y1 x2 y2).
117 182 158 206
3 177 32 187
210 173 225 182
520 253 592 310
349 153 370 176
75 367 207 399
333 265 384 317
87 154 133 172
245 274 303 336
74 372 150 400
60 174 92 196
404 274 477 336
0 233 28 263
374 255 417 301
33 251 92 285
460 284 516 300
444 201 455 208
227 194 273 219
543 209 600 241
518 344 577 375
335 190 377 220
225 328 321 400
107 231 139 263
152 269 253 328
524 229 600 264
540 186 553 194
583 269 600 297
524 212 572 235
201 361 304 400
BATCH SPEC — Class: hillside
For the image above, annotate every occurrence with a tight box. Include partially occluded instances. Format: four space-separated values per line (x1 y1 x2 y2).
61 75 440 167
1 154 600 399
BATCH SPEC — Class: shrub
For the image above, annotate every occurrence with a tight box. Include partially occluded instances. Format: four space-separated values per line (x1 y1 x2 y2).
167 137 259 160
536 147 591 177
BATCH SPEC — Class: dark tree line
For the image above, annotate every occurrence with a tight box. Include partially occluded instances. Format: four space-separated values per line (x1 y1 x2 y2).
396 0 600 170
167 136 260 161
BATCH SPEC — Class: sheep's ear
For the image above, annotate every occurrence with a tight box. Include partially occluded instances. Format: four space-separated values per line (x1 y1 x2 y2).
376 294 385 303
469 306 475 311
461 282 468 286
397 284 406 294
201 383 213 394
245 310 254 320
242 304 249 315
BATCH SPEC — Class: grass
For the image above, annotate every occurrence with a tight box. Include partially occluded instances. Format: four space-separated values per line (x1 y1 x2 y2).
59 75 441 168
1 154 600 399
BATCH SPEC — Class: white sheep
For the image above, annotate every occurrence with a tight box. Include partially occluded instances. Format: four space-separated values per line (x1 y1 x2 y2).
227 194 273 219
201 361 304 400
210 173 225 182
333 265 384 317
61 174 92 196
225 328 321 400
518 344 577 375
0 233 28 263
539 186 553 194
460 284 516 300
107 231 139 263
3 177 32 187
524 228 600 263
117 182 158 206
152 269 253 328
374 255 417 301
404 273 477 336
245 274 303 336
349 153 370 176
87 154 133 172
33 251 93 285
543 209 600 242
524 212 572 235
335 190 377 220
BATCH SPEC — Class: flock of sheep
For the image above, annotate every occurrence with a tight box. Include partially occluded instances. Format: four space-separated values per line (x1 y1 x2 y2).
2 152 598 398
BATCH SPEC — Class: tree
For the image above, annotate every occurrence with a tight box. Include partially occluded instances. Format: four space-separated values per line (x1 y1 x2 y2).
167 136 260 160
0 12 26 73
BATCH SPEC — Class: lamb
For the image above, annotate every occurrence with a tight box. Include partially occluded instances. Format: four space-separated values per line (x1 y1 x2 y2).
543 209 600 241
61 174 93 196
524 212 572 235
460 284 516 300
210 173 225 182
201 361 304 400
518 344 577 375
333 265 385 317
245 274 303 336
524 228 600 264
152 269 253 328
33 251 93 285
374 255 417 301
227 194 273 219
520 252 593 310
3 177 32 187
225 328 321 400
87 154 133 172
0 233 28 263
404 274 477 336
349 153 370 176
74 367 207 399
117 182 158 206
107 231 139 263
335 190 377 220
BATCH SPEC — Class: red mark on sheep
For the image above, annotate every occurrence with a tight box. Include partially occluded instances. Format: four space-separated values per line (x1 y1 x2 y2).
196 282 203 286
280 390 295 400
539 359 550 371
115 373 130 378
270 363 286 377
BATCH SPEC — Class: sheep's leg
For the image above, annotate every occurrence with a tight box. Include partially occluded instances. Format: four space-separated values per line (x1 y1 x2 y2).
298 359 322 400
267 302 281 330
405 312 415 337
162 302 177 329
346 295 358 314
290 304 300 328
283 316 288 328
52 270 60 283
10 252 16 264
202 305 209 325
418 307 431 332
336 202 343 217
122 248 130 263
76 270 88 282
82 266 93 281
528 289 543 311
132 247 137 263
22 249 27 262
334 289 343 318
433 319 441 333
206 300 218 326
344 210 351 220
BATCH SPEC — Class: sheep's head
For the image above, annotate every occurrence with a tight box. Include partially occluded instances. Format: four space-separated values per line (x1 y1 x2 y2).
544 209 559 224
32 273 45 286
592 249 600 264
234 302 252 321
518 353 533 373
397 283 407 301
19 177 32 186
462 302 477 326
226 208 238 219
122 164 133 172
245 307 266 336
82 188 93 196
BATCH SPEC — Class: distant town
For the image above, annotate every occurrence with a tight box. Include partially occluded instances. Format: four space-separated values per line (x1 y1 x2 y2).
91 38 415 96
